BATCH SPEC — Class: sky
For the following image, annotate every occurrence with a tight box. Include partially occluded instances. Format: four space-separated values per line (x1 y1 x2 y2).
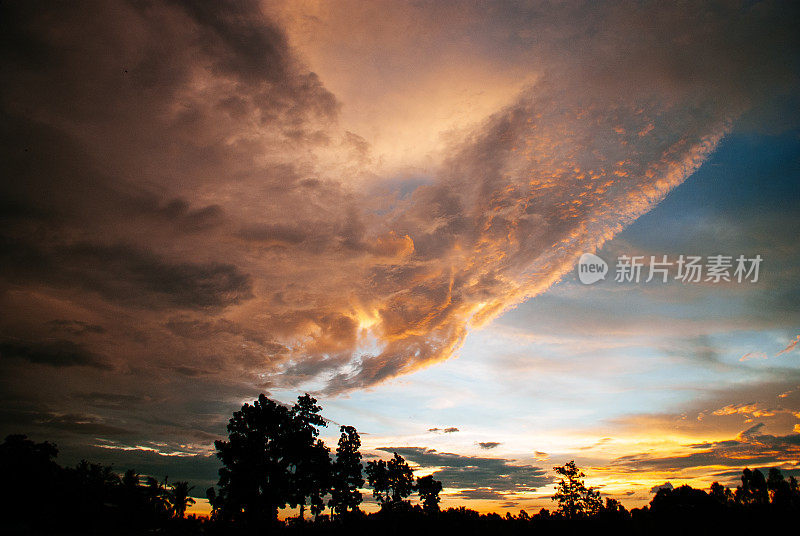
1 0 799 516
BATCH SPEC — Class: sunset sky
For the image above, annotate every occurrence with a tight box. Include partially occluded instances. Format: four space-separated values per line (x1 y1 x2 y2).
1 0 799 516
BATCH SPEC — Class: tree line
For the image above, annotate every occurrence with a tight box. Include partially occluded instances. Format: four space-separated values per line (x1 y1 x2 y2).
1 393 799 534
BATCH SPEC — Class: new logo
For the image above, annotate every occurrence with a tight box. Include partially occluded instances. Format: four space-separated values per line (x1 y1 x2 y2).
577 253 608 284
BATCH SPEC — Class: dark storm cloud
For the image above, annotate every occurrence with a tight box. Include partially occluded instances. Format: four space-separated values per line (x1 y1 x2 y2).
378 447 550 500
0 407 132 437
0 339 109 369
175 0 338 121
73 392 146 409
0 241 253 310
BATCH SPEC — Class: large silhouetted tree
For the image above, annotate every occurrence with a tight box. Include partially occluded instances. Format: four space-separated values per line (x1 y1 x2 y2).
552 461 602 519
366 453 415 508
329 425 364 517
416 474 443 513
209 393 333 528
210 394 295 527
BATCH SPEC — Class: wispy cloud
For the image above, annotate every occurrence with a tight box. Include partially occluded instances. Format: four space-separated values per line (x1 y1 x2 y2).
776 335 800 357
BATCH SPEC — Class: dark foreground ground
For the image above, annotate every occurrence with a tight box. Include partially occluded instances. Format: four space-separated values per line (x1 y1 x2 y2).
2 505 796 536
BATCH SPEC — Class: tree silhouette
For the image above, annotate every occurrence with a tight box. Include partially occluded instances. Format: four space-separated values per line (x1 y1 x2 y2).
209 393 333 528
387 453 415 504
709 481 734 504
366 459 390 505
289 394 331 519
416 474 443 513
766 468 791 508
366 452 415 508
122 468 140 490
119 469 145 522
71 459 123 520
551 461 602 518
736 467 769 505
789 475 800 509
170 480 196 518
650 484 719 516
0 435 60 523
599 497 629 521
329 425 364 518
210 394 294 527
144 475 170 518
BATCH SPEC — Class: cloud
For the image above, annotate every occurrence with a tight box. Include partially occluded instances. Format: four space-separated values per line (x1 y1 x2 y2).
72 392 147 409
776 335 800 357
378 447 550 500
1 0 798 474
712 404 776 419
738 335 800 362
0 340 109 369
611 424 800 474
428 426 460 434
64 444 221 493
478 442 502 450
47 320 106 336
0 408 131 437
650 482 674 493
0 241 254 310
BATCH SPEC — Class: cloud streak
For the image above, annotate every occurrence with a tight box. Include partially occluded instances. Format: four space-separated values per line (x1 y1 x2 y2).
777 335 800 357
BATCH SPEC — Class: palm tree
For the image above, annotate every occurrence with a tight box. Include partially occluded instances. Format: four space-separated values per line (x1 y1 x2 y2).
170 481 196 518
